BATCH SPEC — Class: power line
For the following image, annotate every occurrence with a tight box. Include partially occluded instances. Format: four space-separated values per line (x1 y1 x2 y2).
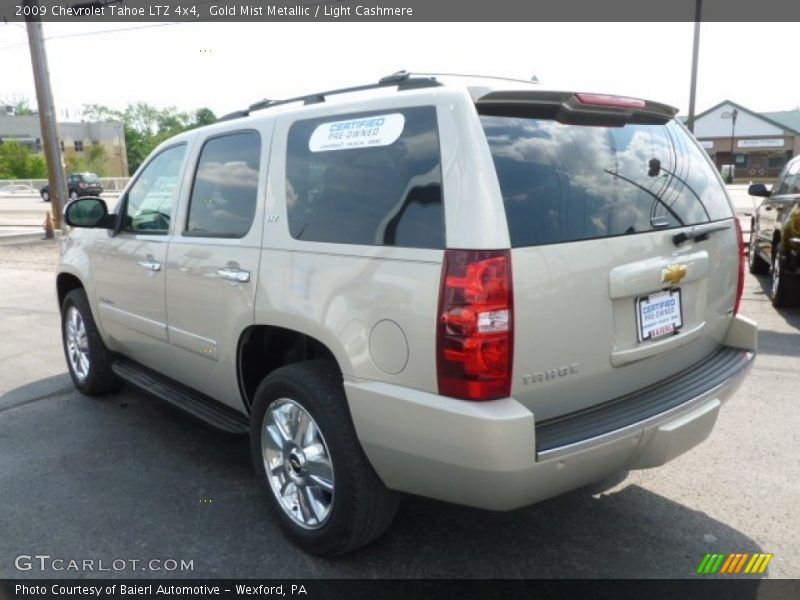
45 21 182 41
0 21 184 51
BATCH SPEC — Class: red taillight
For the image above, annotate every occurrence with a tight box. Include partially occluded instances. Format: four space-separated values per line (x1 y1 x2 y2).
78 182 87 188
437 249 513 401
734 218 746 315
575 93 646 109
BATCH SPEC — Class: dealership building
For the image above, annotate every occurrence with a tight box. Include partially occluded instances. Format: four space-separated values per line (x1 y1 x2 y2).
689 100 800 180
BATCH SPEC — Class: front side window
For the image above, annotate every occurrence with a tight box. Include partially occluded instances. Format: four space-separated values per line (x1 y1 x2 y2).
789 161 800 195
775 160 800 195
185 131 261 238
480 116 733 247
123 144 186 234
285 106 444 249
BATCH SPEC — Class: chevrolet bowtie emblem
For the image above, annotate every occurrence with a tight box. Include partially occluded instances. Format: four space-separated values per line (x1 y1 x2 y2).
662 264 688 285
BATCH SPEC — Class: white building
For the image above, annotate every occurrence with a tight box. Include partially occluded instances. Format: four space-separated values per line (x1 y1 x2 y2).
689 100 800 181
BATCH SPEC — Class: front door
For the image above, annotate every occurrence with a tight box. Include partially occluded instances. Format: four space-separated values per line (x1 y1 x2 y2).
92 143 189 370
757 160 800 258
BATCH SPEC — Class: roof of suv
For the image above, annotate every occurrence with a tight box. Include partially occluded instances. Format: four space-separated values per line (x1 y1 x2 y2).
216 71 543 123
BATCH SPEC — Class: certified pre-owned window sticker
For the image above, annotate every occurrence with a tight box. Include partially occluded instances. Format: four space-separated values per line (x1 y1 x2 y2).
309 113 405 152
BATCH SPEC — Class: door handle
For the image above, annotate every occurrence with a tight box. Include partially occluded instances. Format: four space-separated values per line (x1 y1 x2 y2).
216 267 250 283
137 259 161 271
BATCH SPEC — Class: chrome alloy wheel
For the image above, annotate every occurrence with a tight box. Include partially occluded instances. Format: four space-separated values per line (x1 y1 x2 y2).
262 398 335 529
65 306 90 382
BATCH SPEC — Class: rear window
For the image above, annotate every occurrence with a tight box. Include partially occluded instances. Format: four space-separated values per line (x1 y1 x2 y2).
480 116 732 247
285 106 444 249
81 173 100 183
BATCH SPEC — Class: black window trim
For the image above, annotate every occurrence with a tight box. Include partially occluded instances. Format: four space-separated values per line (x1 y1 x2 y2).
116 141 188 237
182 128 262 240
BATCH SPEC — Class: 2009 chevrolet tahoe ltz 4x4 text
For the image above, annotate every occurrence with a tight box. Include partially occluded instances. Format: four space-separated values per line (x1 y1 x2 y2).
57 72 757 555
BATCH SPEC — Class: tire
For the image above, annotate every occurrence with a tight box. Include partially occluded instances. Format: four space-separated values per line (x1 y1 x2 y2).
770 248 798 308
748 232 769 275
61 288 121 395
69 190 78 201
250 360 400 556
41 190 50 202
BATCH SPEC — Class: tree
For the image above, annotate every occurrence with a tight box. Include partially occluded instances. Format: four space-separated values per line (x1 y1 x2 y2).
26 154 48 178
193 108 217 128
86 144 107 176
82 102 217 174
0 96 36 115
0 141 48 178
12 99 36 115
64 154 85 173
64 145 107 176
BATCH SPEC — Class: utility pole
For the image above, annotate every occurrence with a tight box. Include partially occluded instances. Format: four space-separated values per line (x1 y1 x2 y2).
686 0 702 133
24 0 67 229
729 108 738 182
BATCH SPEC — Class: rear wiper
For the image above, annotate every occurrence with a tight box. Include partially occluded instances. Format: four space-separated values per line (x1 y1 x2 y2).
603 169 685 226
672 223 730 246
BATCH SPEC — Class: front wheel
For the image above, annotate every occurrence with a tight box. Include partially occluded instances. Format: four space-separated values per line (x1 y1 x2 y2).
250 360 399 556
61 288 121 395
69 190 78 201
41 190 50 202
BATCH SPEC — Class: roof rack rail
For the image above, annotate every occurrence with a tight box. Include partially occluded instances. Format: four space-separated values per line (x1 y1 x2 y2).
408 71 541 85
217 71 440 123
217 109 251 122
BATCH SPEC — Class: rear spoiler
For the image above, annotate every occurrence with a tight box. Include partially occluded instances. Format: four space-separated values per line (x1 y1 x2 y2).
475 90 679 126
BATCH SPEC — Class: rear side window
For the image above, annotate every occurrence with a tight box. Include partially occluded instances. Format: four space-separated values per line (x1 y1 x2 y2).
186 131 261 238
480 116 733 247
285 106 444 248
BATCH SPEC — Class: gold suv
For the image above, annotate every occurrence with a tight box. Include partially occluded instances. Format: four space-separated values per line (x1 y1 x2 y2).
57 72 757 555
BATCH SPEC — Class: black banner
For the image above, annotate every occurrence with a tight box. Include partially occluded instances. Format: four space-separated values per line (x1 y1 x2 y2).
2 579 800 600
4 0 800 22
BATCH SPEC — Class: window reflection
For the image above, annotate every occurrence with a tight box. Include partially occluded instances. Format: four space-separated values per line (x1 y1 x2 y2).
481 116 731 247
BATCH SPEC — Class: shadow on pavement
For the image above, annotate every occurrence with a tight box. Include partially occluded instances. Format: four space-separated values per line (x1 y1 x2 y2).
0 372 72 411
0 378 765 580
753 274 800 357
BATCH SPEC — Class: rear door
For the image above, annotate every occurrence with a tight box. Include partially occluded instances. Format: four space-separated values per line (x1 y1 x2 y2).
164 127 269 408
479 105 740 421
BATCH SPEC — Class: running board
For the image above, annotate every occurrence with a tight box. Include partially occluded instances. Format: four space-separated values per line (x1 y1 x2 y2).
111 359 249 434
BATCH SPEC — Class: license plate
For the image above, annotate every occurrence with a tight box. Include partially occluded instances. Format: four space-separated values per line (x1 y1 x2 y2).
636 288 683 342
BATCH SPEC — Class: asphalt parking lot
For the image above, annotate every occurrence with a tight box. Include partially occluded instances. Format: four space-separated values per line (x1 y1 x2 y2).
0 237 798 579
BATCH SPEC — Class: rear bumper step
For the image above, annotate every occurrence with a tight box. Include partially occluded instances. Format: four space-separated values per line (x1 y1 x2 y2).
112 359 249 434
535 346 754 456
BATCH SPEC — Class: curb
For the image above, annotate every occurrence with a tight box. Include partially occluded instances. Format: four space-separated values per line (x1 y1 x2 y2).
0 231 62 244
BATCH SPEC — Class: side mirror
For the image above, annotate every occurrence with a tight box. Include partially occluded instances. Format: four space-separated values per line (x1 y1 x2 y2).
64 197 114 229
748 183 770 197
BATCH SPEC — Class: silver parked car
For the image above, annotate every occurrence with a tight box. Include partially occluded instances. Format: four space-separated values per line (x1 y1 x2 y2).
57 72 757 555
